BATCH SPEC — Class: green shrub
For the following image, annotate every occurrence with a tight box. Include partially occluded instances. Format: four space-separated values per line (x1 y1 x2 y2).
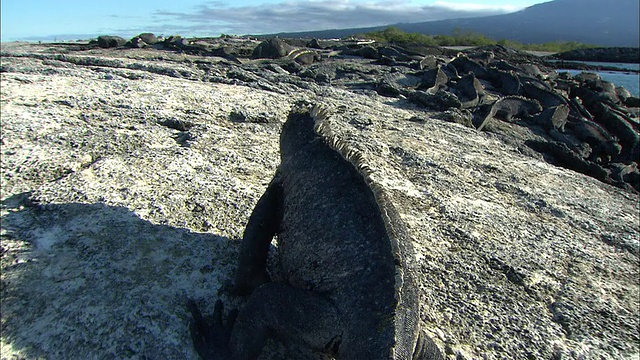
357 27 596 52
360 27 437 46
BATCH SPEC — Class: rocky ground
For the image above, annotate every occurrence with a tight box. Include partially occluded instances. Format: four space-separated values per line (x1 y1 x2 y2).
1 37 638 359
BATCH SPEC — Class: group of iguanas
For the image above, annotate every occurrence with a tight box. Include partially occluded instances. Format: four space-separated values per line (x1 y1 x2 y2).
407 50 638 191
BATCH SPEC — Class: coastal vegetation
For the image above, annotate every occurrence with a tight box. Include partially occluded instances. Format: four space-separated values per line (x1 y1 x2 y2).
358 27 597 52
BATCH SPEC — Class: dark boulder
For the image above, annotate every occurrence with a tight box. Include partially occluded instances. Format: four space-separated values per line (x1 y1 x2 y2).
409 90 461 111
138 33 158 45
433 108 474 128
210 46 242 63
377 56 399 66
376 79 402 97
299 65 334 84
97 35 127 48
280 60 303 74
307 39 323 49
252 38 292 59
378 46 411 62
625 96 640 107
189 40 215 53
354 46 379 59
164 36 190 50
126 36 148 49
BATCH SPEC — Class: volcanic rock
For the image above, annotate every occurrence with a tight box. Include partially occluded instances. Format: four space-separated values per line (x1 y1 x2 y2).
0 40 637 360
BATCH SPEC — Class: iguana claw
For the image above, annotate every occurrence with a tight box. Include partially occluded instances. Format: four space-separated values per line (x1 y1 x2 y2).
187 299 236 360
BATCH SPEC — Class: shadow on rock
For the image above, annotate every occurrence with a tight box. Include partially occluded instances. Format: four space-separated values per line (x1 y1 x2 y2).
0 193 235 359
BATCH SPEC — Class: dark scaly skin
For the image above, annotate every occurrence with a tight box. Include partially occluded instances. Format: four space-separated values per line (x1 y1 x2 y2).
189 105 443 360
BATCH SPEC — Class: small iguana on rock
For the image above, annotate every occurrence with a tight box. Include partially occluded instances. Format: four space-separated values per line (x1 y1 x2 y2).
476 96 543 131
451 73 485 109
188 104 444 360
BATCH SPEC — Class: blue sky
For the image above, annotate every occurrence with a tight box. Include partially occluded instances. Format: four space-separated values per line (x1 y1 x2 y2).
1 0 545 42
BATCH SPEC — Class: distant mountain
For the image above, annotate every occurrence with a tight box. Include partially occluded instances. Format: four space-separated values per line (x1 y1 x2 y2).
270 0 639 47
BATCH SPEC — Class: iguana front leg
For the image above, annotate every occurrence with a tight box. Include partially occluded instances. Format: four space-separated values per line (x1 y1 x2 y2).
189 283 342 360
232 171 283 295
229 283 342 359
187 299 237 360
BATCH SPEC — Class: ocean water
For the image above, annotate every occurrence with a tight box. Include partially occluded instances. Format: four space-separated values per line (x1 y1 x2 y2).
555 61 639 97
568 61 639 71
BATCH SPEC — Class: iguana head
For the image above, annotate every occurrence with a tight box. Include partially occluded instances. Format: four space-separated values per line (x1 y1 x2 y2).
280 103 329 158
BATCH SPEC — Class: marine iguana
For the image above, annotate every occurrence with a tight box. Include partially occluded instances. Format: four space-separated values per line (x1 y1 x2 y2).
486 68 522 96
418 66 449 94
448 54 488 79
188 104 443 360
476 96 543 131
451 73 485 109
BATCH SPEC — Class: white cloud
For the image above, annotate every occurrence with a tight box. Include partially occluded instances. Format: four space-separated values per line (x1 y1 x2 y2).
431 1 523 12
8 0 527 41
152 0 516 36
